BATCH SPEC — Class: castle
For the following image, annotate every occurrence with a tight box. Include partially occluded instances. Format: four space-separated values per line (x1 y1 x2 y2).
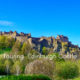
0 31 69 43
0 31 31 38
0 31 79 53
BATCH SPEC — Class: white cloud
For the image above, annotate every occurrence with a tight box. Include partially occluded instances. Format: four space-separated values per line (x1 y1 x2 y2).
0 20 13 26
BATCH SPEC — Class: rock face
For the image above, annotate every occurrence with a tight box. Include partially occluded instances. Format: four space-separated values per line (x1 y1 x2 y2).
0 31 79 53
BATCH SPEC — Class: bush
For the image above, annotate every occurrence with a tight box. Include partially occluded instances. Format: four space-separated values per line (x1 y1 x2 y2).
49 53 65 62
25 59 54 78
56 61 79 79
0 75 51 80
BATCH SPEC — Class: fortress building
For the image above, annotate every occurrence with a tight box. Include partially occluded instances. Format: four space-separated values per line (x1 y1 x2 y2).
0 31 79 53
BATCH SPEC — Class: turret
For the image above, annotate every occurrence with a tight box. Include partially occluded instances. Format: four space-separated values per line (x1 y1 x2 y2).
9 31 13 34
20 32 25 36
13 31 19 36
56 35 68 42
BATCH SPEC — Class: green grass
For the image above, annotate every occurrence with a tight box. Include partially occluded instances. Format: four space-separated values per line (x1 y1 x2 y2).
73 77 80 80
0 48 11 54
0 75 51 80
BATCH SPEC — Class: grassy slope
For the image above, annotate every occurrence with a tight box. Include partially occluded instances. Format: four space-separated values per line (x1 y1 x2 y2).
0 48 11 54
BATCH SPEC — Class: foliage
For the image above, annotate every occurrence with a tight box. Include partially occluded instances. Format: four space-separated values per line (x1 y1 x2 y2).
0 36 15 49
56 61 79 79
10 60 23 75
12 40 22 54
42 47 49 55
48 53 65 62
0 36 15 54
30 49 39 55
5 37 15 48
0 55 7 75
21 42 32 55
4 59 12 74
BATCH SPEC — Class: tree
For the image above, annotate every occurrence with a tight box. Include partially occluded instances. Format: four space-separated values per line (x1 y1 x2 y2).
12 40 22 54
42 47 48 55
0 36 15 53
11 60 23 75
21 42 31 55
4 60 12 75
25 59 54 78
0 36 6 49
5 38 15 48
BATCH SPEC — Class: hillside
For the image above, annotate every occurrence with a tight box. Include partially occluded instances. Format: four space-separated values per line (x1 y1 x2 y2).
0 31 80 80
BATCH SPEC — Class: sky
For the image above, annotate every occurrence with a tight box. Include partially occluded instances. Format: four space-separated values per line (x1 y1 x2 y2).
0 0 80 46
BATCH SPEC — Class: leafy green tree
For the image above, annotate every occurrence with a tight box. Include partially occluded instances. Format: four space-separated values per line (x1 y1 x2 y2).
21 42 31 55
42 47 48 55
11 60 23 75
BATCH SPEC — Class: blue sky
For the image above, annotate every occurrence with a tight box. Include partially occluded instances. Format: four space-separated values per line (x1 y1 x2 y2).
0 0 80 46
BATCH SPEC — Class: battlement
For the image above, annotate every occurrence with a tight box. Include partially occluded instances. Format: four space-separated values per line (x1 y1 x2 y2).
0 31 31 38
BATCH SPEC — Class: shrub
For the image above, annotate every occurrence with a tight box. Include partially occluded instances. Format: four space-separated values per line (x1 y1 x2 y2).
25 59 54 78
0 75 51 80
56 61 79 79
49 53 65 62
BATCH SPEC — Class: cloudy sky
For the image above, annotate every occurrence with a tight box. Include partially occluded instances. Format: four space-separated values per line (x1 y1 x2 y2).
0 0 80 46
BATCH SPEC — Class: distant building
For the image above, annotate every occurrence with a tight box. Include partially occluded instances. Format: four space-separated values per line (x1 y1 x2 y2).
56 35 68 42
